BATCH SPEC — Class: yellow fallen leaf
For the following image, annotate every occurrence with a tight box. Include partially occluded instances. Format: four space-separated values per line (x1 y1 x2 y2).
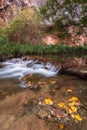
72 114 82 121
58 123 64 129
68 102 76 107
68 109 73 114
69 102 76 107
70 106 78 112
44 98 53 105
57 103 65 108
67 89 73 93
69 97 79 102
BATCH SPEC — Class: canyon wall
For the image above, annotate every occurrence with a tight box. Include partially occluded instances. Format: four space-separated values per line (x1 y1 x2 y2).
0 0 46 26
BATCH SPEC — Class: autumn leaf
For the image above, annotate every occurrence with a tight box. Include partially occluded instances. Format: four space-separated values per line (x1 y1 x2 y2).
71 114 82 121
69 97 79 102
57 103 65 108
67 89 73 93
58 123 64 129
70 106 78 112
68 109 73 114
69 102 76 107
44 98 53 105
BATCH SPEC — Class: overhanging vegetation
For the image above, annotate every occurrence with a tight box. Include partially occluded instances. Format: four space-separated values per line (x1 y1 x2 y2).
0 39 87 58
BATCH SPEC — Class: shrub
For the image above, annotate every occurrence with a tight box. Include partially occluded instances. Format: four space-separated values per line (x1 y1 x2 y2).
0 8 43 44
0 41 87 58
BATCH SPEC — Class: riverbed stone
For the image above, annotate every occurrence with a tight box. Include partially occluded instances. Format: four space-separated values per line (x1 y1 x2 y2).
3 123 10 129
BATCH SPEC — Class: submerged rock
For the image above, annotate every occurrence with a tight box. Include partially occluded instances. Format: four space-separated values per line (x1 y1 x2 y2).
32 97 86 125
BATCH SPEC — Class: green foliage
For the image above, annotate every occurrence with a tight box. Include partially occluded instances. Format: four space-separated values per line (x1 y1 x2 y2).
40 0 87 28
80 17 87 27
0 39 87 59
0 8 43 44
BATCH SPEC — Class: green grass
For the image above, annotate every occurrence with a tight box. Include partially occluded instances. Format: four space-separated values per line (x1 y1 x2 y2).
0 39 87 60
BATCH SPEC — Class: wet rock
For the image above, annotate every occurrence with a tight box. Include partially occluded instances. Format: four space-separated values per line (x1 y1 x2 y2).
63 68 87 80
2 122 10 129
27 62 34 67
8 115 16 122
0 64 5 68
37 109 49 119
29 84 41 90
32 96 86 125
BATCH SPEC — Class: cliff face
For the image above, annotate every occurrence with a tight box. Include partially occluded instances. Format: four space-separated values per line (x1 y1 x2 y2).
0 0 46 26
0 0 18 26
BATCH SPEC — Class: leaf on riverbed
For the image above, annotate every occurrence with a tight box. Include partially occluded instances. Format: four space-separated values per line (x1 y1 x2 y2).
44 98 53 105
58 123 64 129
57 103 65 108
69 102 76 107
67 89 73 93
71 114 82 121
70 106 78 112
69 97 79 102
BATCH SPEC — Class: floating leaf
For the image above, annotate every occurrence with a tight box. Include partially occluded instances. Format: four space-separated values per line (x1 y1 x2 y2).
44 98 53 105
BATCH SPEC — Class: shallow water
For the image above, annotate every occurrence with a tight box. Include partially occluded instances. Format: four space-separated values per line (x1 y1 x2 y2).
0 57 87 130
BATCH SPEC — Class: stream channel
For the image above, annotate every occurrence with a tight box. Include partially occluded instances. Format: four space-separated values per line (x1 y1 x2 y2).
0 55 87 130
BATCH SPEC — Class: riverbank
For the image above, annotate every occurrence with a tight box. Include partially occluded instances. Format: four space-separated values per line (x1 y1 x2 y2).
0 40 87 61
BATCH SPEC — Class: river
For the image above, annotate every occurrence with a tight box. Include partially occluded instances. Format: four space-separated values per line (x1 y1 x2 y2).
0 55 87 130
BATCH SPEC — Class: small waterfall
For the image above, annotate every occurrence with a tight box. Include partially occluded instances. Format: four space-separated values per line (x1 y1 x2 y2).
0 58 59 80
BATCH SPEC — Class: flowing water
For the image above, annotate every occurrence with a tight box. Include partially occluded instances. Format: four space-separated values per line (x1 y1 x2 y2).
0 57 87 130
0 58 58 79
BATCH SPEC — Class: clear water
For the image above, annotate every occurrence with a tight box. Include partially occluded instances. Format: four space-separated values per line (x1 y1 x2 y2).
0 57 87 130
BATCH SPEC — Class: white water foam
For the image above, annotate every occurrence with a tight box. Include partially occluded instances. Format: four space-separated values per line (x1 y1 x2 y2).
0 58 59 80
